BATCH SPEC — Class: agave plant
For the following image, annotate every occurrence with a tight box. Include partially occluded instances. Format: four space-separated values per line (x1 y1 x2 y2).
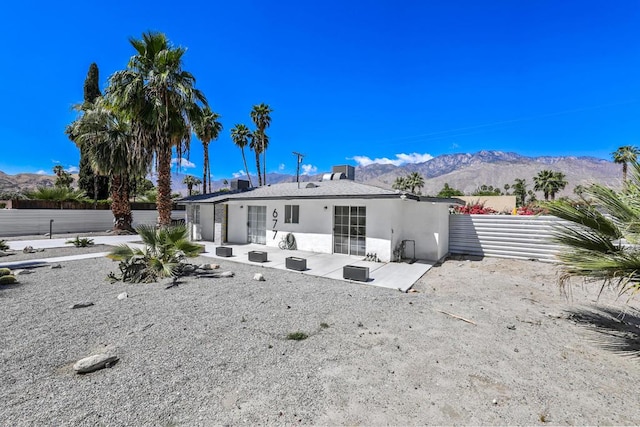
107 224 203 283
546 161 640 297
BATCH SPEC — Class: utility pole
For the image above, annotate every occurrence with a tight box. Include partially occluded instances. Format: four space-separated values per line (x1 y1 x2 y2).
292 151 305 188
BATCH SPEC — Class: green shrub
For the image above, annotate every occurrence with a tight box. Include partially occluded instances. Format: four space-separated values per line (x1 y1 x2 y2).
66 236 95 247
286 331 309 341
0 240 9 251
24 187 88 202
0 268 11 277
0 275 17 285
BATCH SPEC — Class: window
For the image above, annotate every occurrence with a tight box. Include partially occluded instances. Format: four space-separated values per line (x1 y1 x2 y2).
285 205 299 224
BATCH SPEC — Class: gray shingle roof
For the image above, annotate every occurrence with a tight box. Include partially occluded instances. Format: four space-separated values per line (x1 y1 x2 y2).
179 180 414 204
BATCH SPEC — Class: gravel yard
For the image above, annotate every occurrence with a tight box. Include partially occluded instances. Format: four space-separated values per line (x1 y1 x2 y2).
1 254 640 425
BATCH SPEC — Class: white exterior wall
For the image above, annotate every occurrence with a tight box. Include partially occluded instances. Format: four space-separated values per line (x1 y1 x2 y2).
394 200 450 261
193 197 450 262
0 210 185 237
199 204 215 241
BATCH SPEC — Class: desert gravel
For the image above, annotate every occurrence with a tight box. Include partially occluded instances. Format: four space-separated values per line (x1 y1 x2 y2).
1 254 640 425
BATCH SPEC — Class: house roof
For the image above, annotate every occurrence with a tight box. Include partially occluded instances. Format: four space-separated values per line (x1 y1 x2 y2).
178 180 428 204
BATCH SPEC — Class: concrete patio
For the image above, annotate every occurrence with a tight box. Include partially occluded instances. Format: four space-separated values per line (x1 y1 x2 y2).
195 242 433 292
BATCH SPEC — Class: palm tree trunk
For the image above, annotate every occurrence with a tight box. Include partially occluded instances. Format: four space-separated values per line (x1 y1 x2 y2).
241 149 253 187
111 174 133 232
623 163 628 182
263 149 267 185
202 142 209 194
157 143 173 227
255 151 262 186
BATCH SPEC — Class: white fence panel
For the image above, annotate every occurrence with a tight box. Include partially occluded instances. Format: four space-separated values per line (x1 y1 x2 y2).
0 210 186 237
449 214 566 261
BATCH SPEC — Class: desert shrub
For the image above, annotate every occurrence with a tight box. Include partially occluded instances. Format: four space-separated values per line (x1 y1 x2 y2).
0 267 11 276
66 236 95 247
0 240 9 251
107 224 203 283
0 275 17 285
287 331 309 341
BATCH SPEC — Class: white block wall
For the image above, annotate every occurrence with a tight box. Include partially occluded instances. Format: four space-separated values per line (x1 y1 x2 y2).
0 209 185 237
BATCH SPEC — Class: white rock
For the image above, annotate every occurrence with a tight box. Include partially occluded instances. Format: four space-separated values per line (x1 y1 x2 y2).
219 271 234 278
73 354 118 373
253 273 265 281
198 263 220 270
117 292 128 300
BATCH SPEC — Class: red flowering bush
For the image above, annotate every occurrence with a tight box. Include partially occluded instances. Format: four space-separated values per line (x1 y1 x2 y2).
454 203 497 215
516 205 548 216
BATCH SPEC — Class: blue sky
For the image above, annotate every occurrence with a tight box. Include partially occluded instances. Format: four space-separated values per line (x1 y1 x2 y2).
1 1 638 180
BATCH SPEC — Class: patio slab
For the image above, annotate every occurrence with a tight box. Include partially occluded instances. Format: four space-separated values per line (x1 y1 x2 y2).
197 242 431 291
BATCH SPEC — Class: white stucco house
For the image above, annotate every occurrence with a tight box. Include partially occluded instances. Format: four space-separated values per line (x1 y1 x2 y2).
178 167 457 262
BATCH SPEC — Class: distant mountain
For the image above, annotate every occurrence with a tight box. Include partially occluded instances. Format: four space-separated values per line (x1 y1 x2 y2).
0 151 622 199
0 171 55 195
357 150 620 197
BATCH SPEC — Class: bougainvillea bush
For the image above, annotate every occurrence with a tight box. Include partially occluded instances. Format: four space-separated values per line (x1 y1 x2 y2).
516 205 548 216
454 203 497 215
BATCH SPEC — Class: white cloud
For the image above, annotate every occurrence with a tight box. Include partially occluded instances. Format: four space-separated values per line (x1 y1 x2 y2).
171 157 196 169
301 164 317 175
232 170 247 178
351 152 433 167
278 163 286 171
66 166 79 173
36 170 48 175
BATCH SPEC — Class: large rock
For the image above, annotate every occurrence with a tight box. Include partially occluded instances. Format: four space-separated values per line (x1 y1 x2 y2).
73 354 119 374
198 263 220 270
253 273 265 281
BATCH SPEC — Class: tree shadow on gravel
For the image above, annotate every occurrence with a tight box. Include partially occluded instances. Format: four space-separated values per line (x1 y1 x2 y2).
565 305 640 358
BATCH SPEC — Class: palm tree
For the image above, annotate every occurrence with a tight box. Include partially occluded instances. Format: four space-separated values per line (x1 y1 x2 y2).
193 107 222 193
406 172 425 194
230 124 253 187
182 175 202 196
612 145 639 183
68 97 142 232
250 103 273 185
392 176 408 191
546 160 640 297
512 178 528 206
534 170 567 201
108 31 207 227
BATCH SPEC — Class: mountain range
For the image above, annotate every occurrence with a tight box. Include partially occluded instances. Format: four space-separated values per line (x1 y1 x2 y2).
0 151 622 198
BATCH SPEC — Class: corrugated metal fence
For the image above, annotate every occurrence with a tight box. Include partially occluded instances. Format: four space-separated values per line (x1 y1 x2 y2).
0 210 186 237
449 214 566 261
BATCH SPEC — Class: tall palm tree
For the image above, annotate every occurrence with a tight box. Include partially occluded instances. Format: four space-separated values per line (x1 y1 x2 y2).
68 97 142 232
108 31 207 227
250 103 273 185
182 175 202 196
230 124 253 187
534 170 567 201
546 160 640 297
407 172 425 194
612 145 639 183
194 107 222 193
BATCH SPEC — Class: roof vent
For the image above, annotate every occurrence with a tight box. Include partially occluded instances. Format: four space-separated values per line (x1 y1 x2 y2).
306 183 318 188
322 172 346 181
